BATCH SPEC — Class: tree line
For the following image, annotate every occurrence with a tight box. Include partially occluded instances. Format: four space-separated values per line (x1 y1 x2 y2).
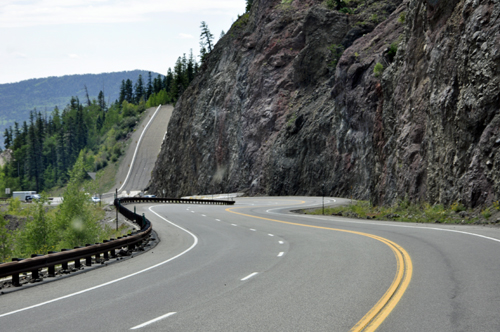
2 90 146 193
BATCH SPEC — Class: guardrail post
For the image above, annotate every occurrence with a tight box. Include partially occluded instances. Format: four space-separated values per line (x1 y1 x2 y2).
11 258 22 286
73 247 82 269
61 249 70 271
30 254 44 280
84 244 92 266
109 239 117 258
48 251 57 277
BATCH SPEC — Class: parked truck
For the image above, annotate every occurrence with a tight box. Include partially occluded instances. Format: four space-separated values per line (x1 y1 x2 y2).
13 191 37 202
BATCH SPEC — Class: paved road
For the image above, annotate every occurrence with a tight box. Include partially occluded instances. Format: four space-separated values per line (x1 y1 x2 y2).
1 197 500 331
113 104 173 195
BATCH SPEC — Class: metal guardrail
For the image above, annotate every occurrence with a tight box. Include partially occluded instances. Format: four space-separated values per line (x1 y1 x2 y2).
0 196 235 287
118 197 236 206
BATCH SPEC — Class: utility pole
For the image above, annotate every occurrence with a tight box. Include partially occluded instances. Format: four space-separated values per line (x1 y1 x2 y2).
115 188 118 231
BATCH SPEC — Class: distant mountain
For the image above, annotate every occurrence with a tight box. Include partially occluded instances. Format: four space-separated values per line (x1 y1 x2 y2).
0 70 162 141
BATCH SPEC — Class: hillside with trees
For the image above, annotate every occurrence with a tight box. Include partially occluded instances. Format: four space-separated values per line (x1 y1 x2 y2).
0 70 161 145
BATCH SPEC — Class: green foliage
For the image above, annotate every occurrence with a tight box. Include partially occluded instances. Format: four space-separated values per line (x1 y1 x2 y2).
370 13 379 23
481 208 491 219
328 44 345 68
231 13 250 31
0 70 158 141
398 12 406 24
246 0 253 12
0 214 13 262
325 0 347 10
387 42 398 62
339 7 354 14
308 199 500 224
54 153 106 249
16 195 56 255
373 62 384 77
451 201 466 212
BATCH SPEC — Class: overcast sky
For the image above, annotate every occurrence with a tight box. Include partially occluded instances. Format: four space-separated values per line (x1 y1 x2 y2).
0 0 246 84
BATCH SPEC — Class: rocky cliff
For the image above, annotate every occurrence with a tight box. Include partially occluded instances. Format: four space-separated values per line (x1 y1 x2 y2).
149 0 500 208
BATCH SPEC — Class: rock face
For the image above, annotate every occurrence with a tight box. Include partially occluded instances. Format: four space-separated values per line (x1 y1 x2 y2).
149 0 500 208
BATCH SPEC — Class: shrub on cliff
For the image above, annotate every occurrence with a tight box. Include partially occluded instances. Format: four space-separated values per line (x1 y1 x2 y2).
373 62 384 77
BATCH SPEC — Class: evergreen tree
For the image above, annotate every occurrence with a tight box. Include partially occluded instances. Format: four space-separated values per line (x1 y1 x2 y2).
154 75 162 94
187 49 196 84
200 21 214 52
200 21 214 63
124 79 134 103
246 0 253 12
118 80 126 105
146 72 153 99
97 91 106 111
3 128 12 149
134 74 145 104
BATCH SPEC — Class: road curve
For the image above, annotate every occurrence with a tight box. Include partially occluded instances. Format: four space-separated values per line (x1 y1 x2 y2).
1 197 500 331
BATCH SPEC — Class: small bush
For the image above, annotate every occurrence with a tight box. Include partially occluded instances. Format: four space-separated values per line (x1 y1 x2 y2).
482 208 492 219
387 42 398 61
328 44 345 68
339 7 353 14
398 12 406 24
373 62 384 77
451 201 466 212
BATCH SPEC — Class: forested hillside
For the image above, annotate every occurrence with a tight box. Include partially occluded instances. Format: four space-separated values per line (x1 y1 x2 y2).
0 70 160 144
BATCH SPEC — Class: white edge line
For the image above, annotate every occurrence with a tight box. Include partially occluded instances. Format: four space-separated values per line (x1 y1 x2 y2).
0 206 198 319
117 104 162 192
131 312 177 329
241 272 258 281
250 229 256 231
268 234 274 237
278 252 284 257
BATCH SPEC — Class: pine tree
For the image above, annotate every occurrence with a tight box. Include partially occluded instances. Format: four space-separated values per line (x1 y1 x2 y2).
200 21 214 62
246 0 253 12
134 75 145 104
165 68 173 94
97 91 106 111
118 80 126 105
3 128 12 149
146 72 153 100
124 79 134 103
187 49 196 83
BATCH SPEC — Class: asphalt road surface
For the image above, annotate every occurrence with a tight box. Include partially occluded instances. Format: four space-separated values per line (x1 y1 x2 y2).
113 104 173 195
1 197 500 331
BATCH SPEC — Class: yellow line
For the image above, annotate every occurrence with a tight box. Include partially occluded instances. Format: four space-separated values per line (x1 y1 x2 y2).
225 205 412 331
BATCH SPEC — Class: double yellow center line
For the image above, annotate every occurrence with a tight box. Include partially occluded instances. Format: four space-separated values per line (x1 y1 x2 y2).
226 204 412 332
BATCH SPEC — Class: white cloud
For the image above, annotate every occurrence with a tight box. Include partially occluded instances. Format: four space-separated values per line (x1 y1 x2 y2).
179 33 194 39
0 0 244 28
68 53 79 59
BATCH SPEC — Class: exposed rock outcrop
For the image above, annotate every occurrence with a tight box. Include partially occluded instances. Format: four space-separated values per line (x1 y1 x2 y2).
149 0 500 208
